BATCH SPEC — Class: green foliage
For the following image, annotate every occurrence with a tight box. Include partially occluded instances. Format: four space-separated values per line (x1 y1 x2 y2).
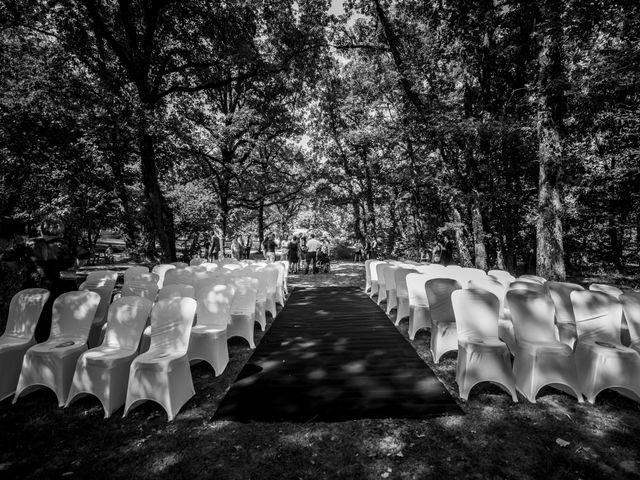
1 0 639 276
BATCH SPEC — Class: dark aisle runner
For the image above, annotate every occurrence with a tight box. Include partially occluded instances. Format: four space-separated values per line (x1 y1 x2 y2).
213 286 463 422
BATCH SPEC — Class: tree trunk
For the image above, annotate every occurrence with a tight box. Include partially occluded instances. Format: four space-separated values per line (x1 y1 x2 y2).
471 195 488 270
536 0 566 281
495 237 506 270
387 189 399 256
352 199 364 240
363 151 377 238
257 200 265 253
220 203 229 257
108 135 138 251
452 206 473 266
139 122 176 262
373 0 427 118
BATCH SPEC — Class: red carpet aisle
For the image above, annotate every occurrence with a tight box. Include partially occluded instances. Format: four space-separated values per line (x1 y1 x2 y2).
213 286 463 422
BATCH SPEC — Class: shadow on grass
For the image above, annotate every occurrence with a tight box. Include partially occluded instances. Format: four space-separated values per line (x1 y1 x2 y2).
2 262 640 479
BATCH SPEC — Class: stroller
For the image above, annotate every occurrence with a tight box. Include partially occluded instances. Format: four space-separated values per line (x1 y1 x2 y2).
316 250 331 273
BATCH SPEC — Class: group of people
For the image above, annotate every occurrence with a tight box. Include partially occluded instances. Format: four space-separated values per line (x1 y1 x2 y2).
207 230 456 268
203 231 332 274
351 234 456 265
202 234 251 261
429 235 455 266
352 237 379 262
279 233 331 274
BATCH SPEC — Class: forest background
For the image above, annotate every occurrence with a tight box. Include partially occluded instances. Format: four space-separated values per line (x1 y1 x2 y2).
1 0 639 293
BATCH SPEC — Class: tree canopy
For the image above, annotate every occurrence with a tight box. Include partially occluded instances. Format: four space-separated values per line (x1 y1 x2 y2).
1 0 639 279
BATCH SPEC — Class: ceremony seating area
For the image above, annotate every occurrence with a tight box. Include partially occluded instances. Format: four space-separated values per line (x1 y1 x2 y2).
365 259 640 405
1 260 290 420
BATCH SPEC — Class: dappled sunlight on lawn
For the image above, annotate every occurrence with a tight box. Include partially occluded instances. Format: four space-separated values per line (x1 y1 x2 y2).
2 265 640 479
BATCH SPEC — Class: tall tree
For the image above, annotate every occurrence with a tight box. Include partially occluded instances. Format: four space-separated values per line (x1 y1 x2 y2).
535 0 566 280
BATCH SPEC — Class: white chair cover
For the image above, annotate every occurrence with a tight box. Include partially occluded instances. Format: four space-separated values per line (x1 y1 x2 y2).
80 271 117 348
272 262 286 306
277 260 290 295
364 259 375 293
461 267 487 286
157 284 195 301
188 284 235 376
426 278 462 363
415 264 446 275
588 283 624 299
171 262 188 268
219 258 238 265
152 264 176 288
138 284 195 353
621 292 640 351
261 266 279 318
0 288 50 401
123 266 149 284
368 260 385 298
250 269 268 331
518 274 547 285
488 270 515 289
451 289 518 401
124 298 197 421
66 296 152 417
228 277 258 348
469 277 515 353
384 265 399 315
376 262 389 306
508 280 547 295
126 272 159 285
121 280 159 301
546 281 584 348
163 268 194 287
394 267 415 324
14 291 100 406
223 263 243 271
507 290 583 403
406 273 432 340
201 262 218 272
186 267 209 288
571 290 640 403
186 265 206 274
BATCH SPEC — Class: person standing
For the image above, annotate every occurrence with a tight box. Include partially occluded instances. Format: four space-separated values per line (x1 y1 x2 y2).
432 238 444 264
266 233 277 263
209 233 220 261
280 236 289 261
299 236 308 272
304 233 322 274
288 236 300 273
442 235 455 266
353 238 364 262
231 236 241 260
237 235 245 260
369 237 378 259
244 235 252 259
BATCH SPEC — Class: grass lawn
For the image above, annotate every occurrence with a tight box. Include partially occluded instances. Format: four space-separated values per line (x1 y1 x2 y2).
1 262 639 479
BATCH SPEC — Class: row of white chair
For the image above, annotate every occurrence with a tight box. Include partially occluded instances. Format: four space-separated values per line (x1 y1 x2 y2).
79 260 289 344
366 260 640 404
1 262 290 420
452 287 640 404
